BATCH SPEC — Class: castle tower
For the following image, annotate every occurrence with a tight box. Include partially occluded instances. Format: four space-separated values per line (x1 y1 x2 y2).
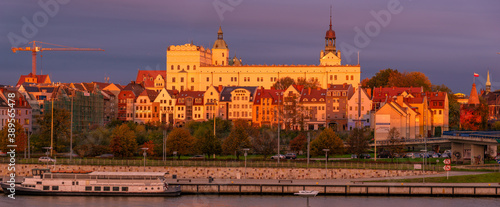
486 70 491 93
468 83 480 105
320 7 341 66
212 26 229 66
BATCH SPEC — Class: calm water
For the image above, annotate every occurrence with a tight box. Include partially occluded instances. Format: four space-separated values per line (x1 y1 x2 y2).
1 195 498 207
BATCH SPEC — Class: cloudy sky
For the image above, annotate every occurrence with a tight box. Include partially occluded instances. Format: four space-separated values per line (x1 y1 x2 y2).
1 0 499 93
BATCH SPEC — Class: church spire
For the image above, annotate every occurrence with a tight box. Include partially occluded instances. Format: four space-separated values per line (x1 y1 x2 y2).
329 5 332 30
486 70 491 93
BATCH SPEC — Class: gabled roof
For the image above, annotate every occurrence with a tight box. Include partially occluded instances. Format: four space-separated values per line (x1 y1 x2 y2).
136 70 166 88
176 91 205 105
219 86 258 102
300 88 327 103
138 89 159 102
327 84 351 91
254 88 284 105
372 87 423 102
121 82 145 97
16 73 50 86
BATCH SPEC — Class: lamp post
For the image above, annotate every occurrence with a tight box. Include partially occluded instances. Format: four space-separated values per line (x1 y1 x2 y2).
323 149 330 180
243 148 250 180
141 148 149 172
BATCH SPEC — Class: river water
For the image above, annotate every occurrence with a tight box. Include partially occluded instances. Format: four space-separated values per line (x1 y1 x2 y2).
2 195 498 207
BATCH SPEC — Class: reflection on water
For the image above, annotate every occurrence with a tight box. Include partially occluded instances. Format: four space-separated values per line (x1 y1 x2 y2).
1 195 499 207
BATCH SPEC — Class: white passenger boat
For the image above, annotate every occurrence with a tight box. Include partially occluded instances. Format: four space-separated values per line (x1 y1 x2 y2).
1 169 181 196
294 190 319 197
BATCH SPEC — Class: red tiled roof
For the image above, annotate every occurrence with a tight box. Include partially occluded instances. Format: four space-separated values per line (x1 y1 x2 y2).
254 88 284 105
138 89 159 101
16 73 50 86
372 87 423 102
300 88 326 103
176 91 204 105
136 70 166 88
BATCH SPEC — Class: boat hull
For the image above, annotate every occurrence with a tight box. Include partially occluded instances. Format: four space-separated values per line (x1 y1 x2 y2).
1 183 181 197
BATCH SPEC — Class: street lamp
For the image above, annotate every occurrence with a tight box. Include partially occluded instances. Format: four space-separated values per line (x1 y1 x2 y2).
141 148 149 172
243 148 250 180
323 149 330 180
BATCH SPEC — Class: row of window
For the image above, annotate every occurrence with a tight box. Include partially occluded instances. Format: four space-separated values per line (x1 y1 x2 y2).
229 104 251 109
0 119 30 126
229 111 250 118
329 75 354 81
171 65 197 70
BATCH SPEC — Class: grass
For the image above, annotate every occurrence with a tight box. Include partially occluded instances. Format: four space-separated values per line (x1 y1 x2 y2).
370 172 500 183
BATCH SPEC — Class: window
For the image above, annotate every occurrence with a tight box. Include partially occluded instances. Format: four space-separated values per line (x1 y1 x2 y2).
52 186 59 190
187 65 190 70
172 77 176 83
113 187 119 191
334 75 337 80
346 75 349 80
85 186 92 191
122 187 128 191
181 77 184 82
193 65 196 70
215 61 218 65
43 186 50 190
219 77 222 82
330 75 333 80
104 187 110 191
171 65 174 70
351 75 354 80
95 186 101 191
206 77 209 82
222 61 225 65
177 65 180 70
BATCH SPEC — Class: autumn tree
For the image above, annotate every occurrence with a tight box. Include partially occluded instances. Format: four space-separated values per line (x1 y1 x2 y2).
194 126 221 158
0 122 27 153
251 128 277 159
272 77 296 90
37 107 70 153
347 128 370 157
297 77 320 89
110 123 138 158
364 68 399 89
141 140 155 156
388 71 432 91
289 133 307 153
222 119 252 160
310 128 344 156
166 128 195 159
74 126 111 157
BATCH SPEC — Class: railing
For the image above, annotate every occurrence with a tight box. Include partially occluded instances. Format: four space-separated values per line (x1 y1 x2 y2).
0 158 444 171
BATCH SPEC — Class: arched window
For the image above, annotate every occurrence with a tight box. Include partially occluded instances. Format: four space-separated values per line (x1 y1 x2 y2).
222 53 225 57
187 65 190 70
193 65 196 70
171 65 174 70
351 75 354 80
177 65 180 70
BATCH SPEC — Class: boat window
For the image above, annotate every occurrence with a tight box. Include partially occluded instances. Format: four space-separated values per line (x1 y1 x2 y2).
145 187 148 190
52 186 59 191
76 181 79 185
43 186 49 190
104 187 110 191
37 181 42 185
122 187 128 191
72 181 75 185
85 186 92 191
113 187 119 191
94 186 101 191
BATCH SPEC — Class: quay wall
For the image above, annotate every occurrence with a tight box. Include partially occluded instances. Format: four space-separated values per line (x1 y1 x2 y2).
0 164 436 179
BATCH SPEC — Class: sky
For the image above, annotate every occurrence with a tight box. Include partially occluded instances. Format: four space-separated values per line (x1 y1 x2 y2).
1 0 499 93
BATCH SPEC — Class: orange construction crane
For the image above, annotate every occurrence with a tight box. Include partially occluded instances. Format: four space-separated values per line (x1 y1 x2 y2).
11 41 104 75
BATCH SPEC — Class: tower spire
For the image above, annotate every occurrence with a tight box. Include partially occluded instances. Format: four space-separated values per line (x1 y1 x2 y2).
329 5 332 29
486 70 491 93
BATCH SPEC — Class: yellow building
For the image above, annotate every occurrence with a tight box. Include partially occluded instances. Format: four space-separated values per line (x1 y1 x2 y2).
164 17 360 92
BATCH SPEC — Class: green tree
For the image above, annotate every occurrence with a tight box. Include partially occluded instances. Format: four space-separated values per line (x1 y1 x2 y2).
222 119 252 159
194 126 221 158
74 126 111 157
492 121 500 131
110 123 138 157
363 68 399 89
272 77 296 90
37 107 70 153
166 128 195 159
347 128 370 156
310 128 344 156
0 122 28 153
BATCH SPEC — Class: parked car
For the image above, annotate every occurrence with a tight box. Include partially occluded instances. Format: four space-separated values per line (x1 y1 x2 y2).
440 153 450 158
405 152 420 158
351 154 358 159
190 155 205 160
61 153 79 158
377 151 393 158
432 153 440 158
271 154 285 159
38 157 56 163
359 154 371 159
96 154 114 158
285 153 297 159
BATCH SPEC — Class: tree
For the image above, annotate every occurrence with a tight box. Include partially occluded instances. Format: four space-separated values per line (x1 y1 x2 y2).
492 121 500 131
74 126 111 157
386 127 405 160
142 140 155 156
37 107 70 153
166 128 195 159
110 123 138 158
252 128 277 159
347 128 370 156
281 93 307 130
297 77 320 89
194 126 221 158
222 119 252 160
272 77 296 90
364 68 399 89
289 133 307 153
0 122 28 153
310 128 344 156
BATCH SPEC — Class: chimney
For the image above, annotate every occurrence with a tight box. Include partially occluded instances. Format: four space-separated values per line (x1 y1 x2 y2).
308 87 311 95
218 85 223 92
